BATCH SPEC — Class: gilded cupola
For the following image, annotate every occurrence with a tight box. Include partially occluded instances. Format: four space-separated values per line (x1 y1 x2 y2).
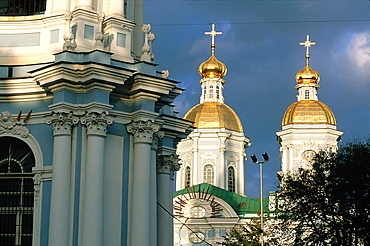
282 35 337 126
295 35 320 84
198 45 227 79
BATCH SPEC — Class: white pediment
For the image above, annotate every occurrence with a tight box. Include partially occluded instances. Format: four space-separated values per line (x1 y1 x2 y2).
201 151 217 159
225 153 239 162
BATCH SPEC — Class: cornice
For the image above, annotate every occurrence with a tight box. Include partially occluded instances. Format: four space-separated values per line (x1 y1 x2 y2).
31 62 134 89
0 78 50 102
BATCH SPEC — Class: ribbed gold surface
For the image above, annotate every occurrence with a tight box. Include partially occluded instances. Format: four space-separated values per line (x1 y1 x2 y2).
198 55 227 79
184 102 243 132
282 100 336 126
295 66 320 84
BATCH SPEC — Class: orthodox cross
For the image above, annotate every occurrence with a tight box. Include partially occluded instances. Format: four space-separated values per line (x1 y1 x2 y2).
205 24 222 55
299 35 316 56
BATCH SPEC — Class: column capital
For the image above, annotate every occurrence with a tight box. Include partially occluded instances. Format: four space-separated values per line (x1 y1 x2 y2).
81 111 114 137
126 120 160 144
46 111 79 136
157 154 180 176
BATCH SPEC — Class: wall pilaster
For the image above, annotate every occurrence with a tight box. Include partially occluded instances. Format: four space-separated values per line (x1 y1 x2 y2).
46 111 78 246
80 112 113 246
156 154 180 246
126 120 160 245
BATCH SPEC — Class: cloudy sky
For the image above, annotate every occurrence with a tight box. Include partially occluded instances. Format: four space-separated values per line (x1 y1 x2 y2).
144 0 370 198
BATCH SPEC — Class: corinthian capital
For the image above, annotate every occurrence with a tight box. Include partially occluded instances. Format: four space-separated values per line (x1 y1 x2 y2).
126 120 160 144
81 112 114 137
46 111 79 136
157 154 180 175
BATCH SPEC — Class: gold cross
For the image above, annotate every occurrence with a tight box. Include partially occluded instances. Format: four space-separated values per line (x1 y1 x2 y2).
299 35 316 55
205 23 222 45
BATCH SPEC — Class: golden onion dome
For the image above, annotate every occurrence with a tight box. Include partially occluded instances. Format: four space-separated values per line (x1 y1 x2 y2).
184 102 243 132
282 100 336 126
198 55 227 79
295 66 320 84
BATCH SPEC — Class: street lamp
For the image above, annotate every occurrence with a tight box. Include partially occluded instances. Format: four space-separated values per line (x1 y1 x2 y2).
251 152 269 246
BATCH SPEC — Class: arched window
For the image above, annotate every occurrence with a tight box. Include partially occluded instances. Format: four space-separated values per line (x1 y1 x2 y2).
0 137 35 245
228 166 235 193
203 165 214 184
185 166 191 189
209 86 213 98
216 86 220 99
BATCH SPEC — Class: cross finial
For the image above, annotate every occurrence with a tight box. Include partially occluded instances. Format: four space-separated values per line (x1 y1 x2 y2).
299 35 316 56
205 24 222 55
299 35 316 66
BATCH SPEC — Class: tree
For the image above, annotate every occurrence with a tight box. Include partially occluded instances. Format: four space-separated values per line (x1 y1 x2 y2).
277 139 370 245
220 218 263 246
221 216 284 246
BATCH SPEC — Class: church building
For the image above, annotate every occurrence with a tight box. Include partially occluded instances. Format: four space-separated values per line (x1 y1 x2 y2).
276 35 343 174
0 1 192 245
174 25 270 246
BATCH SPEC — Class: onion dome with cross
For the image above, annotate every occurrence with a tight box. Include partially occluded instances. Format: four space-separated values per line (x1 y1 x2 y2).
198 24 227 79
282 35 336 126
184 24 243 132
295 35 320 84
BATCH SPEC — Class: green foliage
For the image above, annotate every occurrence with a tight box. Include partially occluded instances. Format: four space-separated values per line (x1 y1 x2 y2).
277 139 370 245
220 218 262 246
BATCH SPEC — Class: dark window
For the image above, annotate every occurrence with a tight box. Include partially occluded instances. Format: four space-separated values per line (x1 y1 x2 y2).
185 166 191 189
228 166 235 193
0 0 47 16
0 137 35 246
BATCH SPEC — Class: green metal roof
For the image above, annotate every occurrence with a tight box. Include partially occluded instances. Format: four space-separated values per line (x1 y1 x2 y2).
173 183 269 217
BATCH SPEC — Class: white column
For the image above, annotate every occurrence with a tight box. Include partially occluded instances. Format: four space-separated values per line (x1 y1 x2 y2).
157 154 179 246
45 0 68 15
219 147 226 189
192 147 199 184
76 0 93 9
132 0 144 58
127 120 160 246
238 151 245 195
281 146 287 173
108 0 124 17
80 112 113 246
46 112 78 246
289 145 294 172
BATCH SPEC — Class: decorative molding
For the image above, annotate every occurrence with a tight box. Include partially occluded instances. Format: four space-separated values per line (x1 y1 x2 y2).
140 24 155 62
32 166 53 206
151 131 165 150
126 120 160 144
0 111 30 137
45 111 79 136
81 111 114 137
157 154 180 175
94 12 105 50
63 10 76 51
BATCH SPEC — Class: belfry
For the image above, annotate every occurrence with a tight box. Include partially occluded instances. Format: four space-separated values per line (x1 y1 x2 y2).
276 35 343 173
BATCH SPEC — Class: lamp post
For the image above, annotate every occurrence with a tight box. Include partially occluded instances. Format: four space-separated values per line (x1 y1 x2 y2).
250 152 269 246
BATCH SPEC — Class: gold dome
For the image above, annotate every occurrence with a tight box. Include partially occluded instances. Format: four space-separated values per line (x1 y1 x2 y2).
198 55 227 79
282 100 336 126
184 102 243 132
295 66 320 84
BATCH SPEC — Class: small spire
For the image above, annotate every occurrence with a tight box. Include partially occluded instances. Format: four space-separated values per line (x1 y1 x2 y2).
204 23 222 55
299 35 316 66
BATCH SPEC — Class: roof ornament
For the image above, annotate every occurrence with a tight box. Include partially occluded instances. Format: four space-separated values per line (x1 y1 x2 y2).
299 35 316 66
205 23 222 55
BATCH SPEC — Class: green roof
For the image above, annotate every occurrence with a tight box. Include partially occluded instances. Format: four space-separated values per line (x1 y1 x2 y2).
173 183 269 217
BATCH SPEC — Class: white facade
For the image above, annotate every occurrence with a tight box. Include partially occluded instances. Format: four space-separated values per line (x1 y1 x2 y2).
176 128 249 195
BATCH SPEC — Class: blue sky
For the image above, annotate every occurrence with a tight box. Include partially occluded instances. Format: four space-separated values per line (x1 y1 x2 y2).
144 0 370 198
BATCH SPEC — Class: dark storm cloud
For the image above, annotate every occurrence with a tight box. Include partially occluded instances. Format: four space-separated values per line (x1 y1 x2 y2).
145 0 370 197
